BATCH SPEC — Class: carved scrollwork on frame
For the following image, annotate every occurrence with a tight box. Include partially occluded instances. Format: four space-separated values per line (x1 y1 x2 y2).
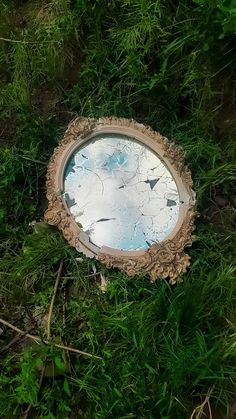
45 117 197 284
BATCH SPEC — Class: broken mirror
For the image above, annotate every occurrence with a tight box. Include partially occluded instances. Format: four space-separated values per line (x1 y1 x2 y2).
63 134 180 251
45 117 196 282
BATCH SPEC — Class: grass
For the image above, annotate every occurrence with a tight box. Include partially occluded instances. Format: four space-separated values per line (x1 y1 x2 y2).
0 0 236 418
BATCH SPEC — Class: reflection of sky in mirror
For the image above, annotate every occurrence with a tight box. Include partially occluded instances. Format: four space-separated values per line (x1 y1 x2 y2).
63 134 179 250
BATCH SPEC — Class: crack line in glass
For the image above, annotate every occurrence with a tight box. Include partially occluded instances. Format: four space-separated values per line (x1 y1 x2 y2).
63 133 180 250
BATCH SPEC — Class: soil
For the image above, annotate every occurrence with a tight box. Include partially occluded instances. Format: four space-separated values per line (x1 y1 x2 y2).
0 115 18 145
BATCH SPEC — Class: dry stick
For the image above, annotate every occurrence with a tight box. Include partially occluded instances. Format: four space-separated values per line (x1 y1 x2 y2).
0 318 40 342
86 272 101 279
0 318 102 359
62 287 72 376
190 385 215 419
0 327 34 354
24 260 64 418
0 262 100 419
0 37 30 43
17 155 46 165
0 37 60 44
47 259 64 339
21 259 99 419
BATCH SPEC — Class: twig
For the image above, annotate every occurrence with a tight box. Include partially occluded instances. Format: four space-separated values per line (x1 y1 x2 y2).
47 260 63 339
0 37 60 44
0 318 102 360
62 287 72 375
24 260 63 419
0 319 39 341
0 37 30 44
2 261 101 418
85 272 101 278
0 327 34 354
17 155 46 165
190 385 215 419
62 289 66 332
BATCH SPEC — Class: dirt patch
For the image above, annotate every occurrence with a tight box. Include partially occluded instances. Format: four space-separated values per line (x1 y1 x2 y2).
31 84 62 115
0 115 18 145
214 75 236 144
63 37 84 88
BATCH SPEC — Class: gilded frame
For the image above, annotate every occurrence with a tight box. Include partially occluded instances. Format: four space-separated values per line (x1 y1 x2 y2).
45 117 196 283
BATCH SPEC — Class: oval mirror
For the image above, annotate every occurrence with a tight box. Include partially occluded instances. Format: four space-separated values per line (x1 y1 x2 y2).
45 118 196 283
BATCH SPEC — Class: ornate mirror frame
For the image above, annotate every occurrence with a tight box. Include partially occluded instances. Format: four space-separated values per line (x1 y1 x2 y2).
45 117 196 283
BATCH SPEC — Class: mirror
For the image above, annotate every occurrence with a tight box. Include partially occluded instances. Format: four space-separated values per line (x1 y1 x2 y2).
63 133 180 250
45 117 196 283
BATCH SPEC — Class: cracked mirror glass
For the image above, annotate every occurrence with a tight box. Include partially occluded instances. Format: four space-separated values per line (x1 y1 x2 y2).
63 133 180 250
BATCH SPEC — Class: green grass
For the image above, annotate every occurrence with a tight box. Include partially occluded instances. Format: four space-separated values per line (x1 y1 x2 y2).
0 0 236 418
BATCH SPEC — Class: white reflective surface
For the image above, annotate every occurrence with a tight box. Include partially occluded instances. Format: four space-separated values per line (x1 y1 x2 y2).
63 134 179 250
